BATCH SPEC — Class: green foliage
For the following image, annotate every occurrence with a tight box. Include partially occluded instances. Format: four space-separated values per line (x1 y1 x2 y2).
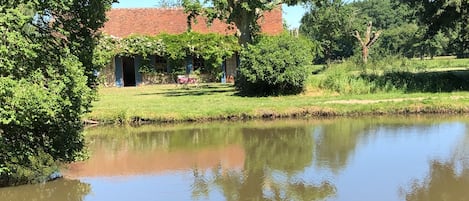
0 0 113 186
402 0 469 57
372 23 419 57
235 34 314 96
445 21 469 57
300 1 358 63
182 0 315 45
298 0 464 61
119 35 166 58
0 55 92 186
42 0 117 87
94 32 240 76
349 0 414 30
160 32 239 72
93 34 119 70
299 0 418 63
314 64 383 94
0 150 58 186
404 0 468 33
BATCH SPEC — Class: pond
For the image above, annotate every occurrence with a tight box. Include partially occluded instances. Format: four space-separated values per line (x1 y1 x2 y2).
1 116 469 201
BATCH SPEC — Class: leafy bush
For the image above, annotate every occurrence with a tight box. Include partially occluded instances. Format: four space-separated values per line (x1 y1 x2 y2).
235 34 314 96
0 55 91 186
1 1 111 186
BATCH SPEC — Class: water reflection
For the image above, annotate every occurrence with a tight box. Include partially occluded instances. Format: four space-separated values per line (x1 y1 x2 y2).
217 126 335 201
404 161 469 201
0 179 90 201
183 125 336 201
65 126 245 178
314 119 368 172
2 116 469 201
67 117 469 201
403 126 469 201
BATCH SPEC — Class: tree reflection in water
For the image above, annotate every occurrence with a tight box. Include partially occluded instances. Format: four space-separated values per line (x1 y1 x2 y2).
404 161 469 201
191 126 337 201
314 119 369 172
404 128 469 201
0 179 90 201
191 168 210 200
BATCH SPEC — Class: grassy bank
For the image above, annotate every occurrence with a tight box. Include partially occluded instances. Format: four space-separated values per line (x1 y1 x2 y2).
85 58 469 124
85 84 469 124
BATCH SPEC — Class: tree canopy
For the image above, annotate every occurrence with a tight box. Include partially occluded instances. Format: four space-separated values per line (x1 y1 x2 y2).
403 0 469 57
299 0 467 63
0 0 114 186
182 0 323 45
300 0 357 63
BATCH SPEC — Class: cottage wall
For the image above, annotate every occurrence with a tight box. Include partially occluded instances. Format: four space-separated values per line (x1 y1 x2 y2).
99 59 117 87
103 7 283 38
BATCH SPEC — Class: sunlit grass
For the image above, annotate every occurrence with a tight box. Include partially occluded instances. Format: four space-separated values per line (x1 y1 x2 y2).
85 82 469 123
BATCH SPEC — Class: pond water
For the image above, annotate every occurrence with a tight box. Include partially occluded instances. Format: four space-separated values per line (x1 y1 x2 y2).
1 116 469 201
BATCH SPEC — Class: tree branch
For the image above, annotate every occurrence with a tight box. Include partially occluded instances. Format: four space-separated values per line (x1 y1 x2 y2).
366 30 382 48
353 30 365 47
365 21 372 44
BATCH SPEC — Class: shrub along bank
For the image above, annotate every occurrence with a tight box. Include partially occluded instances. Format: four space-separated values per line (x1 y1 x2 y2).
235 34 314 96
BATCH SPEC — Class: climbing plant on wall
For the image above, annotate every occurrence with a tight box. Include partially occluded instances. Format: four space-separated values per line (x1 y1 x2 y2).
119 35 167 58
93 32 240 76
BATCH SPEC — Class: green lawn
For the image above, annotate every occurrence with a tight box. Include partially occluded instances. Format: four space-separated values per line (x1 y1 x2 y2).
85 83 469 124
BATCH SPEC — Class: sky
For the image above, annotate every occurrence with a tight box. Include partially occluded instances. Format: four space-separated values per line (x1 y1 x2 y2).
112 0 307 29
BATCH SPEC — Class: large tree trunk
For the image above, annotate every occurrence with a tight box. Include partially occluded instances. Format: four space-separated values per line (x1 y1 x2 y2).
233 8 257 46
237 22 252 46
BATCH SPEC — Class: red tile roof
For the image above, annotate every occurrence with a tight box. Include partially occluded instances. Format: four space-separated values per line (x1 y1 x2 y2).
103 7 283 38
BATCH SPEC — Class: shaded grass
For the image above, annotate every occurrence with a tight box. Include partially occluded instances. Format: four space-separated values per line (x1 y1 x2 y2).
361 70 469 93
324 57 469 73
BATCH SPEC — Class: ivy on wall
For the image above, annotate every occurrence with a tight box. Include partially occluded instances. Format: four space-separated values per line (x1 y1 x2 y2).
93 32 240 76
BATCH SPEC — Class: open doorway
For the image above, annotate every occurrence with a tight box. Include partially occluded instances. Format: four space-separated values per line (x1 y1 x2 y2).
122 57 136 86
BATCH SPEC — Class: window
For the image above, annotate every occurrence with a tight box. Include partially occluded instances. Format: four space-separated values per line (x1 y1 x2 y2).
193 57 205 72
155 55 167 73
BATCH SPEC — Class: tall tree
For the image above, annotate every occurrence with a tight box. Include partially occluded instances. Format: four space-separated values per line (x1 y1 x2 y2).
404 0 469 57
300 0 357 64
0 0 114 186
182 0 322 45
